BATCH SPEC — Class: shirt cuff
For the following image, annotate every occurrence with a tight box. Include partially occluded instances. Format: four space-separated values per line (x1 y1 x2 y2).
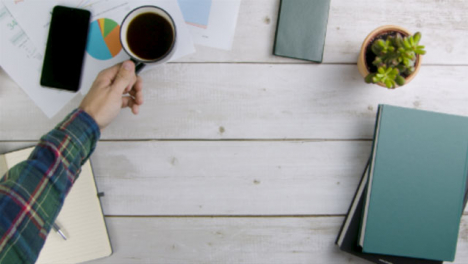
56 109 101 163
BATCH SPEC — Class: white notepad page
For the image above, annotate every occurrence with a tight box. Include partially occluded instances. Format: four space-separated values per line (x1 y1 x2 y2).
2 147 112 263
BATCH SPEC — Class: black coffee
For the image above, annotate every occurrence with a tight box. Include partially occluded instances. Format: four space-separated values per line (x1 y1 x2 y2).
127 12 174 61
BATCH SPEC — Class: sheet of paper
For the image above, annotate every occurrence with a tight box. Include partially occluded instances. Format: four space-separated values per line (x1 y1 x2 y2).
3 147 112 264
178 0 241 50
0 153 7 177
3 0 195 94
0 3 77 118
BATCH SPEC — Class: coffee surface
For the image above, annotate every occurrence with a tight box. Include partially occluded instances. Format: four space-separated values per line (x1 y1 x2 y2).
127 12 174 61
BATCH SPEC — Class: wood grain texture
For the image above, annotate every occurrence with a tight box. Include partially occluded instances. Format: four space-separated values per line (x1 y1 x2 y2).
179 0 468 64
5 141 468 216
92 141 371 216
2 0 468 262
2 65 468 140
89 216 468 264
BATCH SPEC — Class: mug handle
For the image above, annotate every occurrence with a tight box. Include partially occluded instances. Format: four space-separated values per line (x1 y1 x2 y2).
130 58 146 74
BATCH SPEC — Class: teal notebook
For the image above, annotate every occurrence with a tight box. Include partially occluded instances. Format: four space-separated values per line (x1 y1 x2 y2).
359 105 468 261
273 0 331 62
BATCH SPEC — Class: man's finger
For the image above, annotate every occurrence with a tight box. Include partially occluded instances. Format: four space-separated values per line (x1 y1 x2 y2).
134 76 143 92
128 90 144 105
133 78 144 105
128 82 144 105
121 97 140 115
121 96 134 108
132 104 140 115
135 89 144 105
123 84 132 94
125 76 142 94
111 61 137 93
96 63 121 83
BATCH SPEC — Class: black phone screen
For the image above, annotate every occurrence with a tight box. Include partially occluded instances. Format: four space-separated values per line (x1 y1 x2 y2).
40 6 91 92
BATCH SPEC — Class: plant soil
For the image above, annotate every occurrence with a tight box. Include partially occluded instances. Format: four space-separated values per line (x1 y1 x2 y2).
364 30 413 78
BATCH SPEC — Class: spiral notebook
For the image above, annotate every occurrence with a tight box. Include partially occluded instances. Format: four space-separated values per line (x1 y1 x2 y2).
0 147 112 263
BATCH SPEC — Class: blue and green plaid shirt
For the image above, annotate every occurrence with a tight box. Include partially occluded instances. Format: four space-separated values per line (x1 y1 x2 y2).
0 109 100 263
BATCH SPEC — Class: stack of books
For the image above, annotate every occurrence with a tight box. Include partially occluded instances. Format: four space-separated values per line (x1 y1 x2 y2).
336 105 468 263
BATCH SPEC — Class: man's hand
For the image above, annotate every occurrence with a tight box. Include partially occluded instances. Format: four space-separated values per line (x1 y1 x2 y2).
79 61 144 130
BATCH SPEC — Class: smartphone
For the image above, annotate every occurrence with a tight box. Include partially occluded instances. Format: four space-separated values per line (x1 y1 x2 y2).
40 6 91 92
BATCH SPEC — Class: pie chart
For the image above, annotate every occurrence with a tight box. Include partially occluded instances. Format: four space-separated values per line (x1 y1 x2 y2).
87 18 122 60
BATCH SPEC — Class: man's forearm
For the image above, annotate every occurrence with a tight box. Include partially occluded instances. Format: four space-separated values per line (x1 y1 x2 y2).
0 109 100 263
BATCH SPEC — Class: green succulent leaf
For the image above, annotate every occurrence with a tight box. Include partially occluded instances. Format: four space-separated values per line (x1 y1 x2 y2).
403 38 411 49
377 39 385 47
409 35 415 47
367 66 402 89
396 64 406 72
395 75 406 86
366 32 425 88
402 57 411 67
415 45 426 55
365 73 376 83
401 33 426 55
371 42 383 54
413 32 421 44
372 57 384 67
371 38 397 56
384 79 393 88
406 66 415 75
395 34 405 48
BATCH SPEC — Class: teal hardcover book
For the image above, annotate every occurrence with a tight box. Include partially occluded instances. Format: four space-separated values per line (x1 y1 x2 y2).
273 0 331 62
359 105 468 261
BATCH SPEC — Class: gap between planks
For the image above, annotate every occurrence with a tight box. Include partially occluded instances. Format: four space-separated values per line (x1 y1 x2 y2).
0 139 373 143
104 213 468 218
167 62 468 67
104 215 346 218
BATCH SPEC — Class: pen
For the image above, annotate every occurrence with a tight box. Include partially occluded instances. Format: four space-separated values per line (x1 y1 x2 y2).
52 223 67 241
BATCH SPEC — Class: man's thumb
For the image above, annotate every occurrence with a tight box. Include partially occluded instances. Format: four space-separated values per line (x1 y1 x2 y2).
112 61 136 92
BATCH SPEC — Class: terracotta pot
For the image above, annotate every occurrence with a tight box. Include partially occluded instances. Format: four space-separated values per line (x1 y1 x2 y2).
357 25 422 88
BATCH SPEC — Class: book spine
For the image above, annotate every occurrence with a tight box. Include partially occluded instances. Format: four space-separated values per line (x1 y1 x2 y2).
272 0 284 56
335 160 370 246
358 104 384 247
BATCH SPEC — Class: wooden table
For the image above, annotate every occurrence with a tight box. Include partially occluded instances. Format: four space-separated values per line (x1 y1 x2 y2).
1 0 468 263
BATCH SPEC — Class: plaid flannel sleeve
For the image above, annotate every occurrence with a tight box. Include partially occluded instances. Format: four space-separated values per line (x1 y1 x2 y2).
0 109 100 264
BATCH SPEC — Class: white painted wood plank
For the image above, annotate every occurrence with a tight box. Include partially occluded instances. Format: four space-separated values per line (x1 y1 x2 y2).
178 0 468 64
2 65 468 140
0 142 35 154
3 140 468 263
92 141 371 216
89 216 468 264
3 141 468 216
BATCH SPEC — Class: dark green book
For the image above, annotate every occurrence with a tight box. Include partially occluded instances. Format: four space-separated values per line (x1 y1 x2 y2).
336 161 468 264
359 105 468 261
273 0 331 62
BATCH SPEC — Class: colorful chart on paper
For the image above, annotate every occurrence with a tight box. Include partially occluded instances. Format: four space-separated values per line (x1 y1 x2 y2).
178 0 212 28
87 18 122 60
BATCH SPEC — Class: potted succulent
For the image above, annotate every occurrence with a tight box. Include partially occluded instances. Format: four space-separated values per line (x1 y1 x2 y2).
357 25 426 89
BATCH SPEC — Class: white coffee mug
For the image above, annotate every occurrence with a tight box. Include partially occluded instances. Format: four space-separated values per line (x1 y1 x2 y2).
120 6 177 73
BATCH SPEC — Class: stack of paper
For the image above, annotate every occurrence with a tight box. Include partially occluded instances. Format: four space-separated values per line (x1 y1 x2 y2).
0 0 241 118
